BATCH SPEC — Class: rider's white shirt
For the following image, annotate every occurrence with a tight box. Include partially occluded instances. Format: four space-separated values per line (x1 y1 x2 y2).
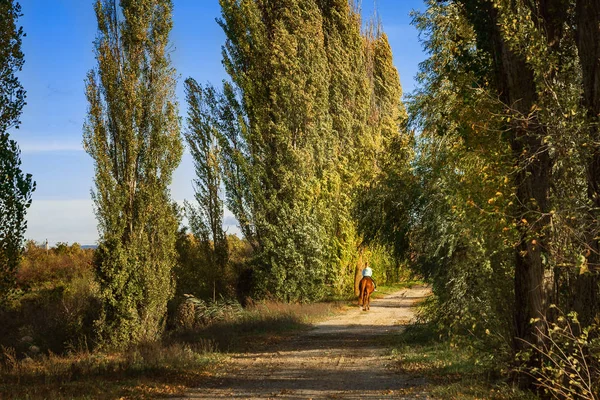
362 267 373 277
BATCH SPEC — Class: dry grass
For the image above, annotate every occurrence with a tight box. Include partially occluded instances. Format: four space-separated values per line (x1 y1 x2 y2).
0 298 341 399
0 339 220 399
174 299 342 352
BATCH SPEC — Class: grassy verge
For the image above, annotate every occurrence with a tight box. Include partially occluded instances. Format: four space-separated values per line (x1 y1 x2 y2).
382 324 537 399
371 280 425 300
175 300 343 353
0 301 341 399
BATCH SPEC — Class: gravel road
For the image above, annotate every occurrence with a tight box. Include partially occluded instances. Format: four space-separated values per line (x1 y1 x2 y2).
180 285 432 399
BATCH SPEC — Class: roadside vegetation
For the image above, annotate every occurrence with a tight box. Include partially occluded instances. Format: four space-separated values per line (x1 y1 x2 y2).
0 241 346 399
386 324 536 400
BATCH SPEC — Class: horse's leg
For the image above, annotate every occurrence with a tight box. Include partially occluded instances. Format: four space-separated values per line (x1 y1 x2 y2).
358 283 364 306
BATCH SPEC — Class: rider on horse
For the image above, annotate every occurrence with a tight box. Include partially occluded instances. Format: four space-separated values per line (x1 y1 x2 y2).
358 262 376 310
361 263 376 291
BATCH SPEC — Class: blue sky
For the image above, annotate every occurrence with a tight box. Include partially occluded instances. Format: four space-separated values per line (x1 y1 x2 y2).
13 0 427 245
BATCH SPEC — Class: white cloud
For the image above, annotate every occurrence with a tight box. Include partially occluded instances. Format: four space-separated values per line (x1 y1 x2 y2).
26 198 241 247
26 199 97 246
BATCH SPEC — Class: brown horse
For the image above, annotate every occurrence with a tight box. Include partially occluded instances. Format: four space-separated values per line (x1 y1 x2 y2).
358 276 375 311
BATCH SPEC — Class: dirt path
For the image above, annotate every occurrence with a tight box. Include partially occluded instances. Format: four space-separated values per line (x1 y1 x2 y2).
181 285 431 399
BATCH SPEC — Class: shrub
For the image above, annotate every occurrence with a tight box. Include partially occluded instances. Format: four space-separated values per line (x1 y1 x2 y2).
0 242 100 356
174 231 253 301
520 308 600 399
173 295 244 331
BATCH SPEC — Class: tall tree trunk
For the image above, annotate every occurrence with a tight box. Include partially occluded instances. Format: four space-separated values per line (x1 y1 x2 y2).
354 247 364 296
461 1 553 383
500 45 551 357
574 0 600 327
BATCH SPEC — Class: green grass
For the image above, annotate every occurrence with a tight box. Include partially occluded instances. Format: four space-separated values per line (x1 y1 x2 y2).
383 324 537 400
372 280 425 299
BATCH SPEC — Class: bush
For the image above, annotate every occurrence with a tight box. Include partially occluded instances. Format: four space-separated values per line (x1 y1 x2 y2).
173 295 244 331
174 230 253 301
520 308 600 399
0 241 100 356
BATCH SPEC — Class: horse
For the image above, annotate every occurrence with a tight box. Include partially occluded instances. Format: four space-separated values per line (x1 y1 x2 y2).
358 276 375 311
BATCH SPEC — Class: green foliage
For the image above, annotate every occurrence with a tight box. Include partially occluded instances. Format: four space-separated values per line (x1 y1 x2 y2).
410 0 600 389
0 0 34 303
408 1 516 351
0 0 25 133
355 133 416 261
209 0 409 302
83 0 183 348
173 230 252 301
217 0 333 302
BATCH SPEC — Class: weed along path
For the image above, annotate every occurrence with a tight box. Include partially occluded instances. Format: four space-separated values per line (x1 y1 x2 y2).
180 285 432 399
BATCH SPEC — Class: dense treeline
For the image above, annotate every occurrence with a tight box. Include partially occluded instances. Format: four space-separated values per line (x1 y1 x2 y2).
402 0 600 394
183 0 409 302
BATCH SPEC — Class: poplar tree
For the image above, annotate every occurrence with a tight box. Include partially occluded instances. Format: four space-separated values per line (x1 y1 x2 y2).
356 27 412 266
312 0 369 294
218 0 332 301
183 78 228 296
83 0 182 347
0 0 34 302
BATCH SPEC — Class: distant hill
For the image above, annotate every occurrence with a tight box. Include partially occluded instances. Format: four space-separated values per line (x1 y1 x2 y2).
81 245 98 250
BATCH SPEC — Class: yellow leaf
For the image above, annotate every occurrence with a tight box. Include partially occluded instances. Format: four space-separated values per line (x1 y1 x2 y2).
578 255 589 275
